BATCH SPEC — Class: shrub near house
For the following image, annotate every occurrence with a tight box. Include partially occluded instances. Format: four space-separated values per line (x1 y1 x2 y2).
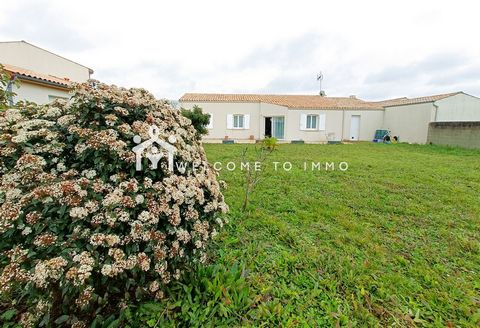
180 105 211 139
0 81 228 326
0 65 16 110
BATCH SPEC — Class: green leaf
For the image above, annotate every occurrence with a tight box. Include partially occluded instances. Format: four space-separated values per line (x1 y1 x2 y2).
1 309 17 320
38 313 50 327
54 315 70 324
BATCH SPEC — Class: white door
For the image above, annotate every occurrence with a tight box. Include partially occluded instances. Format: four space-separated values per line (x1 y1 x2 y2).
350 115 360 141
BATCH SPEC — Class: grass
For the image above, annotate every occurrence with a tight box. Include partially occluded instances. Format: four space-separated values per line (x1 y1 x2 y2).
131 143 480 327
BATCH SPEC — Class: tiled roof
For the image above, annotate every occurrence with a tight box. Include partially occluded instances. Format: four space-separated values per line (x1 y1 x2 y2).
180 93 383 110
1 63 71 88
374 92 461 107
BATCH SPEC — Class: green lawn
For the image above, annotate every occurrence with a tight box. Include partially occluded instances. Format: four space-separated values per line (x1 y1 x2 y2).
134 143 480 327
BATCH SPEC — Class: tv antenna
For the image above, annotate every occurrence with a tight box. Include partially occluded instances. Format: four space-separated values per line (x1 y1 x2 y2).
317 72 325 96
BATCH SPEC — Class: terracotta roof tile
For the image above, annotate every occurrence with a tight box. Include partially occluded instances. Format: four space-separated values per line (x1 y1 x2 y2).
374 92 461 107
179 93 383 110
1 63 71 88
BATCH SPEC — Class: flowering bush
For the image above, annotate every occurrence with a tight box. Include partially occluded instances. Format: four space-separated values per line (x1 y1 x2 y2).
0 81 228 326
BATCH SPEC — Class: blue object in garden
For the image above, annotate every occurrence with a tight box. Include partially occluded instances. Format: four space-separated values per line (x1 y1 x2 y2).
373 129 389 142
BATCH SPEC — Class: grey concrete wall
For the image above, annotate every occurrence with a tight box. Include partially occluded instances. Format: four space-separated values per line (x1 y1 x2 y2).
427 121 480 149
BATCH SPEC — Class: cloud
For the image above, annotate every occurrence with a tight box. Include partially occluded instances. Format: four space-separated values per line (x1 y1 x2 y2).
427 66 480 86
1 0 479 100
261 72 314 94
359 53 480 99
365 53 469 84
0 1 91 52
237 32 354 95
96 61 197 101
239 32 326 70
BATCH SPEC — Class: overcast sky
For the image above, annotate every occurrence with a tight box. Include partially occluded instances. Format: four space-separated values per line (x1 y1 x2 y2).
1 0 479 100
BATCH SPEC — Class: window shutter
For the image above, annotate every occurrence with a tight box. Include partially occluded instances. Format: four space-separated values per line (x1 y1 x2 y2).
227 114 233 129
244 114 250 129
300 114 307 130
319 114 326 130
206 113 213 129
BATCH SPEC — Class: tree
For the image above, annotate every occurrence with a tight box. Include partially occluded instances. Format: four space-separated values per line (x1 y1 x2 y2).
240 140 277 212
0 65 17 110
181 105 210 138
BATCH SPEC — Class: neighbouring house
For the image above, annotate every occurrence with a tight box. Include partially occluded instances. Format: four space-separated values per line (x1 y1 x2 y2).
376 92 480 144
179 92 480 144
0 40 93 104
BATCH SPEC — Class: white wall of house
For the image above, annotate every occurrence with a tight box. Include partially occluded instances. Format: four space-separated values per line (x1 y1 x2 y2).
0 41 92 82
383 102 435 143
434 93 480 121
181 93 480 144
181 102 261 140
13 81 70 104
286 109 341 142
383 94 480 144
342 110 385 141
181 101 385 142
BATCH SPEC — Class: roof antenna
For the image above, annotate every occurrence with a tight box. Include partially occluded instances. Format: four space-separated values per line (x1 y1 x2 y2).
317 72 325 96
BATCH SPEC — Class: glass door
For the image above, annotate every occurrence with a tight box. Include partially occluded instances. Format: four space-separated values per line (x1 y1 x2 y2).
272 116 285 139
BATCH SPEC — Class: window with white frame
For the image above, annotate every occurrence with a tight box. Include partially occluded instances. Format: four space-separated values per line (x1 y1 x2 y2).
300 113 326 131
306 114 318 129
227 114 250 129
233 114 245 128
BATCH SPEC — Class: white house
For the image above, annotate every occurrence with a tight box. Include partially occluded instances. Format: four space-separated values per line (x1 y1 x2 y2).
0 40 93 104
179 92 480 144
179 94 385 143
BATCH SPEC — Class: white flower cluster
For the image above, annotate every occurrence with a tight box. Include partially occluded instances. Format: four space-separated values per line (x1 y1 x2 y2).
0 81 228 325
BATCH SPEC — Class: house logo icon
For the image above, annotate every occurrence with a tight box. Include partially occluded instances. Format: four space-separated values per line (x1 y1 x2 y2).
132 125 177 172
